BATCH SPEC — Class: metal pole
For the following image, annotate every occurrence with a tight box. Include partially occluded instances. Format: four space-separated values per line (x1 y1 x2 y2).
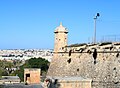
94 17 97 44
93 13 100 44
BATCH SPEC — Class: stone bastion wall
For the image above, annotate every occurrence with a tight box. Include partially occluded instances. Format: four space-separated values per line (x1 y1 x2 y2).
47 42 120 87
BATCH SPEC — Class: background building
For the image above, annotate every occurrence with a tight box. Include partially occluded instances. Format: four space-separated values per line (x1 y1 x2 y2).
24 68 41 84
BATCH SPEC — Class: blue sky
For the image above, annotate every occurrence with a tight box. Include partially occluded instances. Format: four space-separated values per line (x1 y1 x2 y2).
0 0 120 49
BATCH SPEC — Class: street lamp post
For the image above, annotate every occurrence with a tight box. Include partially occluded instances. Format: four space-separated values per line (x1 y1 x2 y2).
94 13 100 44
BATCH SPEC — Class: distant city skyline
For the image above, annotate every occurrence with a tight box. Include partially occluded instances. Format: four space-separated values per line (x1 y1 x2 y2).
0 0 120 49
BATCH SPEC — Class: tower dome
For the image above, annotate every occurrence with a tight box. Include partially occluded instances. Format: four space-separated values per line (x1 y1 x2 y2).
54 23 68 33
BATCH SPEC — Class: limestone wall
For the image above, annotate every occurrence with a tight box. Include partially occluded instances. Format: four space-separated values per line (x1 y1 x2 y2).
47 42 120 87
44 76 91 88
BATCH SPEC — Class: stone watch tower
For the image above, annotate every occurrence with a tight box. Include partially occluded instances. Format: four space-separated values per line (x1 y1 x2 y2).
54 23 68 56
47 23 68 76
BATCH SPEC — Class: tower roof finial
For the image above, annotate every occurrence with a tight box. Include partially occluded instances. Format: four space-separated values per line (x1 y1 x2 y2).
54 22 68 33
60 22 62 27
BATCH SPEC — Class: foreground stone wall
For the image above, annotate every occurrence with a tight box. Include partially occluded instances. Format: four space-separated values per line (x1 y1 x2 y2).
48 43 120 88
45 77 91 88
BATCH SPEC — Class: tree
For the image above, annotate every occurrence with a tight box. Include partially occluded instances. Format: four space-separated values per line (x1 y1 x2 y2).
0 60 14 77
13 57 50 81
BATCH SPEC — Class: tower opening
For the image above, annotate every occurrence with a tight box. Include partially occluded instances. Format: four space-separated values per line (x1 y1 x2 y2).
93 49 97 64
69 50 72 56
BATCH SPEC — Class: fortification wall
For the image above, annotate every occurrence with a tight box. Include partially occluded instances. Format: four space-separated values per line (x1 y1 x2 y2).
47 42 120 87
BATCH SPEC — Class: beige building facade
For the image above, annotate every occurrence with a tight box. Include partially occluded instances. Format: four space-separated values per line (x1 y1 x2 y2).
24 68 41 84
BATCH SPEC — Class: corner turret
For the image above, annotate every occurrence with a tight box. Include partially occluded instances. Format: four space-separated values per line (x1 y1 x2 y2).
54 23 68 53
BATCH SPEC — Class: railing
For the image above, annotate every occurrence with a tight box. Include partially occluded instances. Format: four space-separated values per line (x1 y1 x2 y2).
96 35 120 43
